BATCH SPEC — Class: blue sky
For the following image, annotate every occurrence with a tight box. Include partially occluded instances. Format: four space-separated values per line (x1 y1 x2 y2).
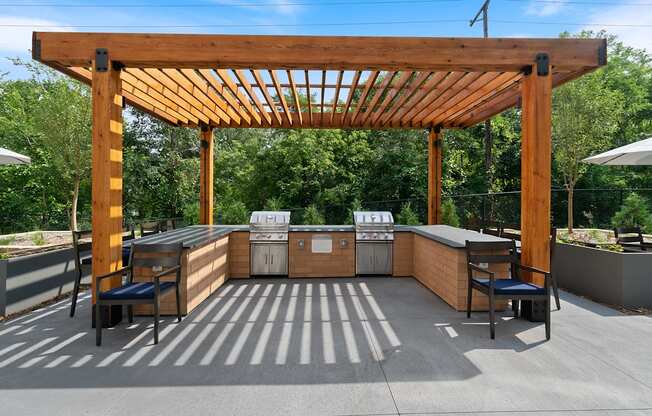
1 0 651 78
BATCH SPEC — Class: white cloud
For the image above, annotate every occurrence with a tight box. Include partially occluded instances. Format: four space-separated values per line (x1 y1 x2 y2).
0 16 72 54
525 0 567 17
585 4 652 51
212 0 300 16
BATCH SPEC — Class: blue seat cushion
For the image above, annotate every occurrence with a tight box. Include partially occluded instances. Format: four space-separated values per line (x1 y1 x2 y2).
99 281 176 300
472 278 545 295
81 247 131 266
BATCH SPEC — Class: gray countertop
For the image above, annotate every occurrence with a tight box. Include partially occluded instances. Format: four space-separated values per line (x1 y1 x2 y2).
404 224 511 248
127 224 509 250
289 225 354 232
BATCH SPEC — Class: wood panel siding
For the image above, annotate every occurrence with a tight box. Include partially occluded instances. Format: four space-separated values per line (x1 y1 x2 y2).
289 232 355 278
392 232 414 277
412 235 508 311
228 231 250 278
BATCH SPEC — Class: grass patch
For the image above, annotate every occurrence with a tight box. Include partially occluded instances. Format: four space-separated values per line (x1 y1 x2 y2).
30 232 46 246
0 235 16 245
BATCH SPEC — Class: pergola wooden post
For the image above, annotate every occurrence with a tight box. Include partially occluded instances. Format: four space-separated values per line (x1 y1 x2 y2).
428 127 443 225
90 49 124 326
199 126 214 225
520 54 552 285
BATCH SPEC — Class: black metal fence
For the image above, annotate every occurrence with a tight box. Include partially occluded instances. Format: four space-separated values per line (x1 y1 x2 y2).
449 188 652 229
2 188 651 233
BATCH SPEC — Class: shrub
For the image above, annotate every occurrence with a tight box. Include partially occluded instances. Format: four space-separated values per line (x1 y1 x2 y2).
611 193 652 232
302 204 325 225
396 202 421 225
218 200 250 225
344 198 363 225
441 198 460 227
183 202 199 225
263 197 284 211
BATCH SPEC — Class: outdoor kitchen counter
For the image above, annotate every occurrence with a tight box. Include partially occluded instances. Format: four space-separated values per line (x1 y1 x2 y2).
127 225 247 316
405 224 510 312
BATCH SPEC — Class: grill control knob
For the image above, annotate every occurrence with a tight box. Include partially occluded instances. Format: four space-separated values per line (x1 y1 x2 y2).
372 233 378 239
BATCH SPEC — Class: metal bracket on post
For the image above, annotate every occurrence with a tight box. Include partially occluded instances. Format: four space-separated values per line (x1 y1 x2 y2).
95 48 109 72
536 53 550 76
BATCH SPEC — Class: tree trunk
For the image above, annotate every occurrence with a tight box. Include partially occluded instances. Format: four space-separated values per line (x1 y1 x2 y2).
567 185 574 234
70 176 80 231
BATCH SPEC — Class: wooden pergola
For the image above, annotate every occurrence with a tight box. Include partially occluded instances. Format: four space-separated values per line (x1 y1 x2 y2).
32 32 606 306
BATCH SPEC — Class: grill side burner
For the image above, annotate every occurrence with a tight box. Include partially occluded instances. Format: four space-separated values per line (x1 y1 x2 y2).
249 211 290 276
354 211 394 275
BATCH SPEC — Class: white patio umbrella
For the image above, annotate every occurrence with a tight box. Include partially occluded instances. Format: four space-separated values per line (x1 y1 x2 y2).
0 147 31 165
583 136 652 166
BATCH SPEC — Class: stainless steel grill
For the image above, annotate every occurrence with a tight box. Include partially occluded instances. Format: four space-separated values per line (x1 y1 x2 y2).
354 211 394 275
354 211 394 241
249 211 290 276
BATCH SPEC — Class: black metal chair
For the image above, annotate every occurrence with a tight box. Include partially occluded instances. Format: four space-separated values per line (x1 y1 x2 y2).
95 242 183 346
466 240 551 340
70 230 92 317
69 227 136 317
614 226 650 252
140 221 161 237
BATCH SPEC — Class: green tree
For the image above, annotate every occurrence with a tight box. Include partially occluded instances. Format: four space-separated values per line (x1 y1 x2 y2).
553 62 624 232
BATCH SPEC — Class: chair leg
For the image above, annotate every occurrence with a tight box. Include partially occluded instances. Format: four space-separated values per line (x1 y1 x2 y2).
175 286 181 323
70 271 82 317
489 292 495 340
95 302 102 346
552 275 561 310
466 283 473 318
153 297 160 345
128 305 133 324
545 298 551 340
512 299 519 318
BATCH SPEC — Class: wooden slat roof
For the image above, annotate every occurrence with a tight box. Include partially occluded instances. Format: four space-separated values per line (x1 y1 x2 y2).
33 32 606 129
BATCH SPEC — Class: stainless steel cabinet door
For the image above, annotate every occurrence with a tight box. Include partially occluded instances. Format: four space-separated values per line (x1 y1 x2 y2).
268 244 288 275
251 244 270 275
373 243 393 275
356 243 375 275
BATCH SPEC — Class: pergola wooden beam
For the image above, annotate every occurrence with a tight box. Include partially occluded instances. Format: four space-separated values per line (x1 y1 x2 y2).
348 70 379 126
287 70 303 126
252 69 282 125
232 69 272 126
34 33 605 72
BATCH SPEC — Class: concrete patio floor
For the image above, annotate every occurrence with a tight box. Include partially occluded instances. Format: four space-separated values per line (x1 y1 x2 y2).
1 277 651 416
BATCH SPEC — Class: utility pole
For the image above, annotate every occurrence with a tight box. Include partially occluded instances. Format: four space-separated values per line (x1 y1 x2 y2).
470 0 493 223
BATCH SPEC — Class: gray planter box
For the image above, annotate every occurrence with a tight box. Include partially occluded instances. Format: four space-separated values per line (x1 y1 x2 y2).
553 242 652 308
0 248 89 316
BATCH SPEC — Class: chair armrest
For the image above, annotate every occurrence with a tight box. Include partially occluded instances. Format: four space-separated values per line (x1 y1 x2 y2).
96 266 131 282
517 264 550 278
152 265 181 280
468 262 495 278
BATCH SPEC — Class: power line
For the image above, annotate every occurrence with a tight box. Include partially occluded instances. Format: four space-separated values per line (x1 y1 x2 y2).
1 0 649 7
509 0 652 5
1 18 650 29
0 0 462 8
